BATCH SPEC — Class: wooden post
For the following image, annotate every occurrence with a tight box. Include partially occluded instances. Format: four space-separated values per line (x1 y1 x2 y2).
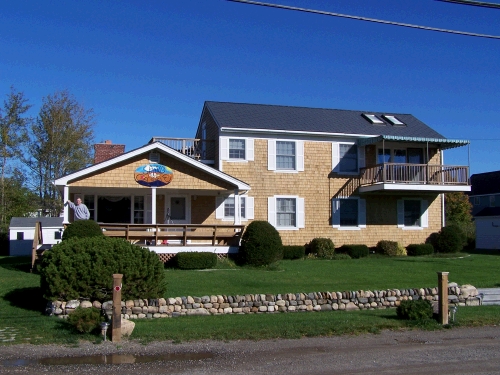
112 274 123 343
437 272 449 325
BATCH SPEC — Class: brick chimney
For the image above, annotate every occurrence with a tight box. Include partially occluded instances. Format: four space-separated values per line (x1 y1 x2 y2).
94 140 125 164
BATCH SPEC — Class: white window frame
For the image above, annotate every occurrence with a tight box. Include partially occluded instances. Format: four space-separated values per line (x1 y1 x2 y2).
220 137 254 162
332 197 366 230
397 198 428 230
332 142 364 174
216 195 254 222
268 195 305 230
268 139 304 172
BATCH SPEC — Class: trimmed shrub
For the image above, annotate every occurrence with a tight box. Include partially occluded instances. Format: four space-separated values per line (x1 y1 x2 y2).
67 306 104 333
396 299 433 321
40 237 167 301
309 238 335 259
62 220 104 241
283 245 306 260
331 253 351 260
436 224 465 253
337 244 369 259
176 252 217 270
377 240 407 256
239 221 283 266
407 243 434 256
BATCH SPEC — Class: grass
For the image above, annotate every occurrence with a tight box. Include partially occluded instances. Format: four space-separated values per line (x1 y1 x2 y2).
0 251 499 346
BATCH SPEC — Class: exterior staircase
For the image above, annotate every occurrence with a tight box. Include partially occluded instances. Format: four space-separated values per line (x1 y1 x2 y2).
477 288 500 306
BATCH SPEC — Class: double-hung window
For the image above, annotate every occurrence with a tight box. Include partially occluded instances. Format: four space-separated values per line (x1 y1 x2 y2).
216 195 254 222
220 137 254 161
268 196 305 230
332 142 364 174
332 197 366 229
268 140 304 172
397 199 428 229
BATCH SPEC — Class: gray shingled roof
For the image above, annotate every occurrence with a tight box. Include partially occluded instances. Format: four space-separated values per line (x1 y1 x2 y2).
204 101 447 139
470 171 500 196
10 217 64 228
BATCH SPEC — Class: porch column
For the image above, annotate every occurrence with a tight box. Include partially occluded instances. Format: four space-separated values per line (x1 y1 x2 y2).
63 185 69 224
151 187 157 225
234 189 241 225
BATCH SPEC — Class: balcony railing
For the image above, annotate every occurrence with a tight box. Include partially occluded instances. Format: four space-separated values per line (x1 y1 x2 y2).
150 137 214 159
360 163 469 186
100 223 245 247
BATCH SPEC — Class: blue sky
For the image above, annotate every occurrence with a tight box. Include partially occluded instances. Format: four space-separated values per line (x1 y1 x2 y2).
1 0 499 174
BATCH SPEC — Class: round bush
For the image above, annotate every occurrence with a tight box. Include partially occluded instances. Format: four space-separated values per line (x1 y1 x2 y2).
376 240 406 256
309 238 335 259
67 306 104 333
40 237 167 301
396 299 433 320
239 221 283 266
337 244 369 259
406 243 434 256
62 220 104 241
436 225 465 253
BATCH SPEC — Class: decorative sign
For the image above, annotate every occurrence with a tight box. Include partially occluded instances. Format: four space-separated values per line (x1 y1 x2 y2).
114 285 121 292
134 164 174 187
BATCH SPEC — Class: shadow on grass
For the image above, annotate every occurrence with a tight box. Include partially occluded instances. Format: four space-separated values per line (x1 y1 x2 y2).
0 256 32 273
4 287 46 313
465 249 500 256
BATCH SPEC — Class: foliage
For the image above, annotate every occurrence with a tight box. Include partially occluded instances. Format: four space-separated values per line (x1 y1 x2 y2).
62 220 103 240
0 88 31 230
0 177 39 233
175 252 217 270
308 238 335 259
337 244 369 259
40 237 166 301
406 243 434 256
25 91 95 216
396 299 434 320
239 221 283 266
331 253 351 260
436 224 465 253
283 245 306 260
445 192 473 225
377 240 407 256
66 306 104 333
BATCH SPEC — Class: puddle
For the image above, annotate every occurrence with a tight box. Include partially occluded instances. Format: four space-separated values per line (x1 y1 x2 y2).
2 352 214 367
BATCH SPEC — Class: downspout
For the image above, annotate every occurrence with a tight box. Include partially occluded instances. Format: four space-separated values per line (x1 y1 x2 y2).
234 189 241 225
441 150 445 228
63 185 69 224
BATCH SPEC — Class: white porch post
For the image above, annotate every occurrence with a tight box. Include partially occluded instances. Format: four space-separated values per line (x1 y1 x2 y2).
234 189 241 225
151 188 157 224
63 185 69 224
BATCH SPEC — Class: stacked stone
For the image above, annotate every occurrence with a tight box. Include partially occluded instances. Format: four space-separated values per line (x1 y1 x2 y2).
47 284 480 319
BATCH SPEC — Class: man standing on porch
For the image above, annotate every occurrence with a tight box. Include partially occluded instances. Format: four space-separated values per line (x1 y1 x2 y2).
66 198 90 220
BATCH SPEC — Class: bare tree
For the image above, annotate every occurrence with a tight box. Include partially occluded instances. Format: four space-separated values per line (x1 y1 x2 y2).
0 87 31 227
26 91 95 216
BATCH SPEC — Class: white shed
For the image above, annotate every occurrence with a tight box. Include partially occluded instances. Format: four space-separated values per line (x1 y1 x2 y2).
9 217 64 256
474 207 500 250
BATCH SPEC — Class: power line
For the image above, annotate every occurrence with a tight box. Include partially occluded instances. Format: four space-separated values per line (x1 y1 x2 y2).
435 0 500 9
226 0 500 40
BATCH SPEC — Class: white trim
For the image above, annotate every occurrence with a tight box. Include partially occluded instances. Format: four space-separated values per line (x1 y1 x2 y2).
54 142 251 191
268 139 303 173
359 184 470 193
331 197 366 229
269 195 304 231
217 194 254 222
220 127 379 139
397 198 429 229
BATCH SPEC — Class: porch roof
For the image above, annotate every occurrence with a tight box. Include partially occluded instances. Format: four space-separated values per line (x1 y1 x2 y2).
53 142 251 191
356 135 470 150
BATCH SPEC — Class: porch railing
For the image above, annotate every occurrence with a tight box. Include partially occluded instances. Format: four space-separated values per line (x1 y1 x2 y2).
100 223 245 246
360 163 469 186
149 137 214 160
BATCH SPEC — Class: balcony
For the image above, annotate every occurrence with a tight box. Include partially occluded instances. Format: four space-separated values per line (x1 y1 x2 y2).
359 163 470 193
149 137 214 160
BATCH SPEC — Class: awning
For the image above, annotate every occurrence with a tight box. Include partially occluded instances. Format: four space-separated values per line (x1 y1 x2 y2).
357 135 470 150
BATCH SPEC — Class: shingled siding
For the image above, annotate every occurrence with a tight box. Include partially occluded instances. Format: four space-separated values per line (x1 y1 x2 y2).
222 139 443 247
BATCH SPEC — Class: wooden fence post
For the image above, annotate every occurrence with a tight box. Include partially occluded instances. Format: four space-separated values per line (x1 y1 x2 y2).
112 274 123 342
437 272 449 325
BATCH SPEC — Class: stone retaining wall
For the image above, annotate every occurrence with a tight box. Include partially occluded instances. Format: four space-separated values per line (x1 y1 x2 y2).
46 283 480 319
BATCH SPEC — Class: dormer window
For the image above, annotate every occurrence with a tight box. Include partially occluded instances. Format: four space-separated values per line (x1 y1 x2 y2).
362 114 384 124
383 115 405 126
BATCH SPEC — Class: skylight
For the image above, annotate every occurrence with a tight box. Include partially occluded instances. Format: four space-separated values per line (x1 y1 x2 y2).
362 114 384 124
383 115 405 126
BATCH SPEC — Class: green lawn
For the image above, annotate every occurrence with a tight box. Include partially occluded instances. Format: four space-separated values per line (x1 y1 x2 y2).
0 252 499 345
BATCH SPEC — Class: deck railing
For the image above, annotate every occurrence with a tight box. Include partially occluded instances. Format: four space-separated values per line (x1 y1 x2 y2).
360 163 469 186
100 223 245 246
150 137 214 160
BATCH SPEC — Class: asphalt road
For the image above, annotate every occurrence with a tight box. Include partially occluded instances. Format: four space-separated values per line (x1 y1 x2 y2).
0 326 499 374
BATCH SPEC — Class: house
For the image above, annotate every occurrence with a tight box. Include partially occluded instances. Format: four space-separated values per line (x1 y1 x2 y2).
9 217 64 256
53 102 471 258
469 171 500 216
473 207 500 250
